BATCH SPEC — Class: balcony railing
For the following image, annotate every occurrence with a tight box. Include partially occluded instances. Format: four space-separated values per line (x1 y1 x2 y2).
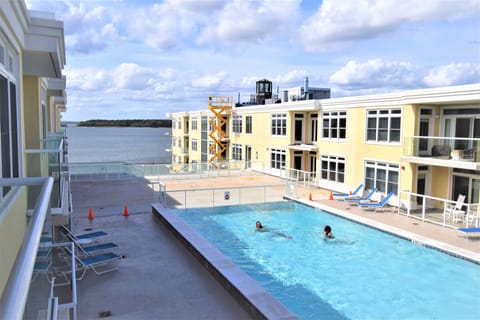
403 136 479 162
398 190 479 229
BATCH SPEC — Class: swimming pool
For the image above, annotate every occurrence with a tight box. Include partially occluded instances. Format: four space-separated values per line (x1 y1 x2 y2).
174 201 480 320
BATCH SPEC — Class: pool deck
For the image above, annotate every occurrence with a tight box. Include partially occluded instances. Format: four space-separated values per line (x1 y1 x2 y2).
62 173 479 319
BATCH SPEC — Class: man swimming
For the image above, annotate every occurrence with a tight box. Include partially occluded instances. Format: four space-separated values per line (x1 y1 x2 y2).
255 221 292 239
324 225 335 239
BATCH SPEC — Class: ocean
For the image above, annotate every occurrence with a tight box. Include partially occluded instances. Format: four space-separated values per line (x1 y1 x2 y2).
66 127 172 163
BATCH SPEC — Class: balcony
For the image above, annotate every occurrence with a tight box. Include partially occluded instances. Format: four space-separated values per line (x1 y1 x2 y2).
401 136 480 170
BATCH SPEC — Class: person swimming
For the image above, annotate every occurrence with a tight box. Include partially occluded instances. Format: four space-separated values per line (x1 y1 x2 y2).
324 225 335 239
255 221 292 239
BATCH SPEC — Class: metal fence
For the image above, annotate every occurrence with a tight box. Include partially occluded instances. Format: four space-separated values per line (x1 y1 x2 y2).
156 184 286 209
398 190 479 229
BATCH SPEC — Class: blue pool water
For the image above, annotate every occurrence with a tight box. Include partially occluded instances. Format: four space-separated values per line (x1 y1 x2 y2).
174 201 480 320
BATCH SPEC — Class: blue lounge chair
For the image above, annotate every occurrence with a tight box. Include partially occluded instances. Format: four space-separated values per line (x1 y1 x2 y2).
61 225 108 241
333 184 363 198
60 247 122 280
61 226 118 256
358 192 394 212
345 188 377 203
457 227 480 239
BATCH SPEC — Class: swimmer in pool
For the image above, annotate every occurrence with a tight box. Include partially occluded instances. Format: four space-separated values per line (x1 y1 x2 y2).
254 221 292 239
324 225 335 239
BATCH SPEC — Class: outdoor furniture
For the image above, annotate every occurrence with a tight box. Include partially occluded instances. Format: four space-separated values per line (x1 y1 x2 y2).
345 188 377 203
457 227 480 239
445 194 466 223
333 184 363 199
358 192 394 212
431 145 451 159
466 205 480 227
61 226 118 256
61 225 108 241
59 246 122 281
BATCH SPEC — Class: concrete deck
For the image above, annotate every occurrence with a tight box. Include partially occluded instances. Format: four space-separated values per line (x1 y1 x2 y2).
59 174 479 319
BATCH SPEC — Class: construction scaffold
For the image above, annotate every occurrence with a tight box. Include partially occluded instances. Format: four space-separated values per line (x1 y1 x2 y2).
208 96 232 168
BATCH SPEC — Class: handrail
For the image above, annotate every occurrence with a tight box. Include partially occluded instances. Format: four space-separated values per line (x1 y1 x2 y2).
0 177 54 320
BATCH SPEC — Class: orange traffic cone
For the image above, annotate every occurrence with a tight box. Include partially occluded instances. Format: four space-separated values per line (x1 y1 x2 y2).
309 193 313 201
123 205 129 217
88 208 95 220
349 190 352 195
329 192 334 200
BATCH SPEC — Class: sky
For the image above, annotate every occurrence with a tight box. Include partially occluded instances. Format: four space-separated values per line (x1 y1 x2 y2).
25 0 480 121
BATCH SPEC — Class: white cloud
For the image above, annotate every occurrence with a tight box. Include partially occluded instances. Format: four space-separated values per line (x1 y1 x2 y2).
65 67 111 91
192 72 228 89
300 0 480 51
423 63 480 87
113 63 158 90
329 59 419 89
198 0 300 46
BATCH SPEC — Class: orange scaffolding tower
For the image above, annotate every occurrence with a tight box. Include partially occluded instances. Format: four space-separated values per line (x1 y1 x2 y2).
208 96 232 167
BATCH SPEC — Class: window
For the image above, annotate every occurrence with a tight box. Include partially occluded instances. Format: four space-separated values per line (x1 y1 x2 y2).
232 143 242 160
270 148 286 169
191 138 198 151
246 116 252 134
271 113 287 136
310 113 318 143
191 118 198 130
172 137 176 147
172 120 176 129
365 161 399 195
322 111 346 139
178 119 182 130
232 115 242 133
320 155 345 182
366 109 401 143
178 138 182 148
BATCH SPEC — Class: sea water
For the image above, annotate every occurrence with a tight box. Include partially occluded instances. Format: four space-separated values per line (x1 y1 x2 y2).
66 127 171 163
174 201 480 320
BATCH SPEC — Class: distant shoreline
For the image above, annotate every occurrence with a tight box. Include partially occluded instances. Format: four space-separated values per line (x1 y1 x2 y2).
65 119 172 128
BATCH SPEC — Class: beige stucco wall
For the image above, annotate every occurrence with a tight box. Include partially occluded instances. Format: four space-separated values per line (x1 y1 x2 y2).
0 187 28 297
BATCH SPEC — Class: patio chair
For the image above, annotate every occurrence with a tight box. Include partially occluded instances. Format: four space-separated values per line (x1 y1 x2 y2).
60 246 122 281
31 259 52 282
457 227 480 239
61 226 118 256
345 188 377 203
333 184 363 199
466 205 480 227
445 194 466 223
61 225 108 241
358 192 394 212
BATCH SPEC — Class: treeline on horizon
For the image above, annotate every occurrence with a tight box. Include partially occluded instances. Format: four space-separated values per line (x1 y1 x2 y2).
77 119 172 128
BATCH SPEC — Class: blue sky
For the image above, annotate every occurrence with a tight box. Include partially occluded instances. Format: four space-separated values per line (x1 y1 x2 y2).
25 0 480 121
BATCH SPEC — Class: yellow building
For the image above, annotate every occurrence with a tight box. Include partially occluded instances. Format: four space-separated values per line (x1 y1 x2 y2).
170 81 480 214
0 2 67 318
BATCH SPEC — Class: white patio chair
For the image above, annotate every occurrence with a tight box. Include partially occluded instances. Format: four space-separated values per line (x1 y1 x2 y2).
445 194 466 223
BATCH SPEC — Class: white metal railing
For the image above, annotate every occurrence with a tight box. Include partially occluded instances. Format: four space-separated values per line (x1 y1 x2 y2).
158 184 285 209
281 167 316 189
68 160 267 182
398 190 479 228
0 177 54 320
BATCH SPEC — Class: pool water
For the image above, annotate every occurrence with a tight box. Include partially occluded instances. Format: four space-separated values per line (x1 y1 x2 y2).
174 201 480 320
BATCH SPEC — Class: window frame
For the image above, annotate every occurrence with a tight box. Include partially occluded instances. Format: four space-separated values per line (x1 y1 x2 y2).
245 116 252 134
232 143 242 160
270 148 286 169
321 111 347 140
365 108 401 143
271 113 287 137
232 115 242 134
320 155 345 183
364 160 399 195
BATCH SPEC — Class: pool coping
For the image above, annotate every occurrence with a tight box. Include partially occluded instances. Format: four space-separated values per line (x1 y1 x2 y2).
291 198 480 264
151 204 299 320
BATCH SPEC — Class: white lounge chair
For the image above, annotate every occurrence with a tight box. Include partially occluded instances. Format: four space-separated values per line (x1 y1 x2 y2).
445 194 466 223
